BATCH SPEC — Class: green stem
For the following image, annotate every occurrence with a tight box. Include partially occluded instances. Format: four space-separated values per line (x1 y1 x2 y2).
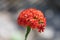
25 26 31 40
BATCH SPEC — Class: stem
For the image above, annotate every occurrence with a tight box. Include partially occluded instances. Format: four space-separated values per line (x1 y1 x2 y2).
25 26 31 40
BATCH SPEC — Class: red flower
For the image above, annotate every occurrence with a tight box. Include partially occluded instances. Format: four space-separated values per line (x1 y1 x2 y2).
17 8 46 32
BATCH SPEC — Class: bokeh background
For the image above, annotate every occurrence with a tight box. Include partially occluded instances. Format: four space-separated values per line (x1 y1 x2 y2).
0 0 60 40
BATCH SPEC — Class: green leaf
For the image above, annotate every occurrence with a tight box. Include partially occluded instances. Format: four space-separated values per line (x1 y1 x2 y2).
25 26 31 40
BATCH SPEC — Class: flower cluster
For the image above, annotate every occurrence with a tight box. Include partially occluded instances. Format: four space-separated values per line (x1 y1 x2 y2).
17 8 46 32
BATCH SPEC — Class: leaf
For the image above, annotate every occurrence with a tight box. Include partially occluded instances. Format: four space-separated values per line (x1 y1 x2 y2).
25 26 31 40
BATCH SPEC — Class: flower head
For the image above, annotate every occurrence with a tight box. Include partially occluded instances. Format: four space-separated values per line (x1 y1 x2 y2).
17 8 46 32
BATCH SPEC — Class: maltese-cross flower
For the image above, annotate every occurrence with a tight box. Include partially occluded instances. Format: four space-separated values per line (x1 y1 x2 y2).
17 8 46 40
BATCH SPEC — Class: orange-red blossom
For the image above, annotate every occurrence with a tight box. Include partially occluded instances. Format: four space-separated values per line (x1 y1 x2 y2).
17 8 46 32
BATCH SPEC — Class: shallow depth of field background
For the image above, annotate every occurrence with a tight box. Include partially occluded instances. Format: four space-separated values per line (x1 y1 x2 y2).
0 0 60 40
